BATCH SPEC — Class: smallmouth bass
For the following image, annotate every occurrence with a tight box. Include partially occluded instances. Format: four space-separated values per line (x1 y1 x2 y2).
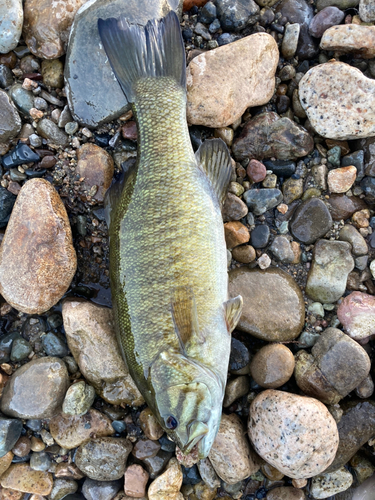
98 11 243 458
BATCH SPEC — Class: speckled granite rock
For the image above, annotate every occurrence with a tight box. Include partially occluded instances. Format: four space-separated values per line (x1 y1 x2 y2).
360 0 375 22
0 0 23 53
249 390 339 479
320 25 375 59
310 467 353 499
337 291 375 340
186 33 278 128
65 0 183 127
299 61 375 140
148 458 183 500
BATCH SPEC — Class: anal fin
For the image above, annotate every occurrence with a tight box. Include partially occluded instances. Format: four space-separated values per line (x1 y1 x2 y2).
195 138 233 206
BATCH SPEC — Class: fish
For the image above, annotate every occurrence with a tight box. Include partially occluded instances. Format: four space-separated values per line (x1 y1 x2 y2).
97 10 243 459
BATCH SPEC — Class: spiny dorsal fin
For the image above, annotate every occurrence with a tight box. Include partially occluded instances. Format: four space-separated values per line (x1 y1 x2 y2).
171 286 202 351
224 295 243 333
195 138 233 206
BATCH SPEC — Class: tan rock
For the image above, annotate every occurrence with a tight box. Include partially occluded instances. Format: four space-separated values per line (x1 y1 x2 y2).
224 221 250 249
299 61 375 140
266 486 305 499
23 0 89 59
250 344 295 389
223 376 250 407
0 452 13 476
209 413 260 484
328 166 357 193
320 25 375 59
0 179 77 314
125 464 149 498
139 408 164 441
231 245 256 264
1 464 53 495
62 299 143 406
49 409 114 449
0 488 24 500
186 33 278 128
249 390 339 479
76 143 114 203
148 458 183 500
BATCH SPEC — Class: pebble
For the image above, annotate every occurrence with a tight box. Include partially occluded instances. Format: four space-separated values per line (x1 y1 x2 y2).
269 236 295 263
124 464 149 498
0 179 76 314
10 337 31 361
75 437 132 481
337 291 375 340
264 159 296 177
250 344 295 389
65 0 181 128
360 0 375 22
247 159 267 183
0 90 21 144
306 240 354 303
9 83 34 114
231 244 256 263
309 7 345 38
0 418 22 458
133 440 161 460
139 408 164 441
62 299 143 406
299 61 375 140
223 375 250 407
321 24 375 59
62 381 96 416
36 118 69 146
282 177 303 204
224 221 250 248
215 0 259 31
0 357 69 419
250 224 269 248
328 166 357 193
281 23 300 59
355 374 374 399
0 463 53 495
76 144 114 203
229 338 250 374
23 0 87 59
290 198 333 245
42 332 69 358
208 413 259 484
326 194 367 221
0 64 14 89
222 193 248 222
228 267 305 341
0 0 23 53
49 479 78 500
339 224 368 256
49 409 113 449
243 188 283 215
82 478 122 500
148 457 183 500
232 112 314 161
266 487 305 500
143 449 173 479
310 467 353 499
11 436 30 458
30 451 52 472
186 33 276 128
248 390 339 479
317 0 358 8
41 59 64 88
294 327 371 404
197 458 220 490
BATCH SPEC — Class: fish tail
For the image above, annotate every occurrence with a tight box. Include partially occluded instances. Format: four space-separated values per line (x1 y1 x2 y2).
97 11 186 103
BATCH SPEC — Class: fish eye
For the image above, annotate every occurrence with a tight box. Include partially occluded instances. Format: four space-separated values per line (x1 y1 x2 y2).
165 415 178 430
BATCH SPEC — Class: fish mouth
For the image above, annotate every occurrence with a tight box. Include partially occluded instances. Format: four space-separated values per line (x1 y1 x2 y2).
183 420 209 454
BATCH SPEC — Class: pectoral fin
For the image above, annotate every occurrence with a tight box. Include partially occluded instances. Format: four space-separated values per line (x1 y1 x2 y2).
171 286 203 352
195 138 233 206
224 295 243 332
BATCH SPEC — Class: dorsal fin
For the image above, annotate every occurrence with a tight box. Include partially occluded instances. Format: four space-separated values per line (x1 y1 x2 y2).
195 138 233 206
224 295 243 333
171 286 202 352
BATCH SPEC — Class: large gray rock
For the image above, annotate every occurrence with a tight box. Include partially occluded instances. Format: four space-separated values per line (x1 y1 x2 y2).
0 0 23 54
65 0 183 127
0 90 21 144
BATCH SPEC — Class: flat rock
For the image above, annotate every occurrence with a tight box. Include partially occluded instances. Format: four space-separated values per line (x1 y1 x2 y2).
148 458 183 500
0 0 23 53
306 240 354 303
0 179 77 314
337 291 375 340
310 467 353 499
0 463 53 495
22 0 88 59
299 61 375 140
243 188 283 216
0 90 21 143
65 0 183 127
360 0 375 22
62 299 143 406
290 198 333 244
209 413 259 484
76 143 114 203
248 390 339 479
75 437 132 481
232 112 313 161
228 267 305 341
0 357 69 419
321 24 375 59
50 409 114 449
186 33 278 128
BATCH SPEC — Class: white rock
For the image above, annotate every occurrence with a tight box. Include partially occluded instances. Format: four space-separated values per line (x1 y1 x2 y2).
321 24 375 58
310 467 353 499
0 0 23 53
360 0 375 22
299 61 375 140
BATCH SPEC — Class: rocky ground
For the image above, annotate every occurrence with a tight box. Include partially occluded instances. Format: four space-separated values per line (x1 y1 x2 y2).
0 0 374 499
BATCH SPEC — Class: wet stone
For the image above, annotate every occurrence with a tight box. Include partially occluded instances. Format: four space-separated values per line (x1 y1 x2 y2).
0 188 15 228
321 24 375 59
224 221 250 248
30 451 52 472
0 418 22 458
232 112 313 162
75 437 132 481
231 244 256 264
306 240 354 303
36 118 69 146
143 449 173 479
0 90 21 144
42 332 69 357
250 224 269 248
0 357 69 419
49 479 78 500
0 65 14 89
62 380 95 416
41 59 64 88
247 159 267 183
215 0 259 32
0 179 77 314
249 390 339 479
81 478 122 500
355 374 374 399
0 463 53 495
326 194 367 221
309 6 345 38
1 143 40 169
132 439 161 460
12 436 30 458
250 344 295 389
263 160 296 178
228 267 305 342
139 408 164 441
76 144 114 203
148 457 183 500
339 224 368 256
282 23 300 59
124 464 149 497
337 291 375 341
229 338 250 374
9 83 34 115
197 458 220 490
0 451 13 476
310 468 353 499
243 188 283 215
282 177 303 204
223 375 250 407
199 2 216 23
266 487 305 500
290 198 333 244
270 236 295 264
10 338 31 361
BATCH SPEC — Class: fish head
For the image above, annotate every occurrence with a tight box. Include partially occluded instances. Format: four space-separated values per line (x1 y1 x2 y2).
150 349 224 459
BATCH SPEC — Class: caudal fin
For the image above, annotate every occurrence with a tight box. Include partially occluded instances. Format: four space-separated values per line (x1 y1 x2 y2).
98 11 186 103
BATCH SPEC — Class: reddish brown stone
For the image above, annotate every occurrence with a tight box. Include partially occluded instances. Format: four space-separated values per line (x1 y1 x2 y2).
326 194 368 221
121 121 137 141
247 159 267 183
7 182 21 196
11 436 31 458
183 0 209 10
0 52 17 69
40 155 56 169
124 464 149 498
76 143 114 203
224 221 250 249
